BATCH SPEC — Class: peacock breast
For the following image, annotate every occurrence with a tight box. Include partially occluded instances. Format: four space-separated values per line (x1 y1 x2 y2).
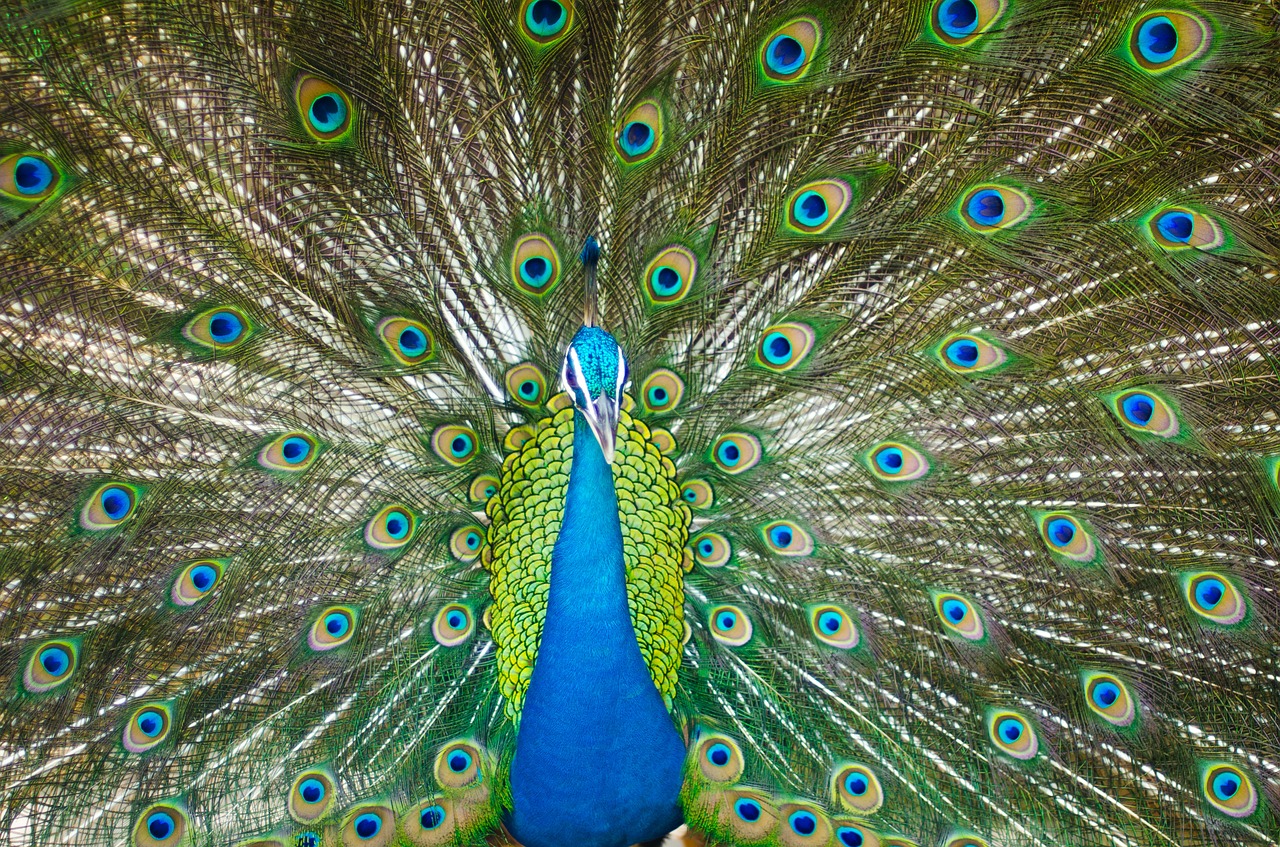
482 393 691 722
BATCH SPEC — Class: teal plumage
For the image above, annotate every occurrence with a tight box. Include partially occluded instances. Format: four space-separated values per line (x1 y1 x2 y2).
2 1 1280 846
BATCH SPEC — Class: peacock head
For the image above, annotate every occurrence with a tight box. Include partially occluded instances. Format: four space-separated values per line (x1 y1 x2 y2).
561 325 629 463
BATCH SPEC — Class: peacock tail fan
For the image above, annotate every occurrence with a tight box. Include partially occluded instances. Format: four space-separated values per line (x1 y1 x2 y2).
1 0 1279 846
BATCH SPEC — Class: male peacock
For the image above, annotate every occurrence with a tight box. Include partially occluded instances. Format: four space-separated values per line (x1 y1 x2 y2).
1 1 1278 846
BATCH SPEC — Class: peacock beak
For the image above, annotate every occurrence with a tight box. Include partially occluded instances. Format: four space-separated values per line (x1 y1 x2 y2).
582 390 619 464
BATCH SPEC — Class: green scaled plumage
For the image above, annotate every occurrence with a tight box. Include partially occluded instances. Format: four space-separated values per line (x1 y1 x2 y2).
2 0 1280 846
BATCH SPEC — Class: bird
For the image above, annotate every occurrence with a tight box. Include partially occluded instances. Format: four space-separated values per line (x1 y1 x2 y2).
0 0 1278 845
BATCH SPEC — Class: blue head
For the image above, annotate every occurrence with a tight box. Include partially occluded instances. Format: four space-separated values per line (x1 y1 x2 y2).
561 325 629 462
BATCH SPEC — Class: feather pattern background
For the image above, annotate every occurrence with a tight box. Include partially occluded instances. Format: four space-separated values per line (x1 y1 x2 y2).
1 0 1279 845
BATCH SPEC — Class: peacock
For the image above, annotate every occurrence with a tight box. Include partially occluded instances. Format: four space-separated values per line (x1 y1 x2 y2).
2 0 1279 845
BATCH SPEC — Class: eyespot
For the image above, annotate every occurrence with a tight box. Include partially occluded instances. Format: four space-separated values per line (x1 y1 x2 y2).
934 593 984 641
376 317 434 366
449 525 485 563
643 246 698 306
344 806 395 845
435 740 483 788
866 441 929 483
1037 512 1098 564
695 733 744 782
433 604 474 647
711 433 762 475
295 75 354 141
834 822 880 847
505 363 548 408
810 605 859 649
761 520 814 556
988 711 1038 760
0 152 61 201
721 791 777 839
756 322 816 372
649 427 677 455
258 431 319 472
469 474 499 504
431 425 478 466
505 425 534 452
960 185 1031 231
931 0 1006 45
289 769 336 822
1146 206 1224 250
23 640 78 693
1183 571 1247 625
183 306 251 350
134 804 187 847
124 703 173 753
778 804 831 846
1082 671 1137 728
943 836 988 847
614 100 663 164
80 482 141 530
171 559 225 607
833 764 884 814
709 604 753 647
1128 11 1210 73
510 234 561 295
761 17 822 82
402 796 455 847
640 369 684 414
520 0 573 44
1202 763 1257 818
365 505 416 550
787 179 852 234
680 479 714 509
308 606 357 652
693 532 731 568
936 333 1007 374
1108 388 1181 439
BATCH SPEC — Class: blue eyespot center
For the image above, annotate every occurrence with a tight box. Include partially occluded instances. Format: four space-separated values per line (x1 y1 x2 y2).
449 750 472 772
39 646 69 676
1156 210 1194 242
620 121 655 156
684 489 697 502
967 189 1005 225
734 799 761 822
845 773 868 796
520 256 552 287
718 442 741 465
386 511 409 539
447 611 465 628
398 326 427 356
451 435 472 457
794 190 829 226
707 743 731 767
789 811 817 835
189 565 217 592
1195 578 1225 610
466 532 480 550
942 599 967 623
309 93 347 133
698 540 713 556
101 486 132 521
946 338 979 366
819 611 842 633
147 812 175 840
282 436 311 463
938 0 978 36
770 526 793 548
1213 771 1240 800
1122 393 1155 426
716 611 737 630
837 827 865 847
1092 681 1120 708
354 812 381 839
519 380 538 399
138 711 163 737
420 804 446 829
763 332 792 364
999 718 1023 742
324 612 350 637
875 447 904 473
526 0 565 36
209 311 243 344
1047 518 1076 547
14 156 54 195
1139 17 1177 62
653 266 681 293
300 778 325 804
648 386 668 404
767 35 805 74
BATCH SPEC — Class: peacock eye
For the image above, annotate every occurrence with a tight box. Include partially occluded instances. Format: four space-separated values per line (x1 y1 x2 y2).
520 0 573 44
614 101 663 164
1128 10 1210 73
135 805 187 847
124 703 173 752
0 152 62 201
183 307 252 350
294 75 354 141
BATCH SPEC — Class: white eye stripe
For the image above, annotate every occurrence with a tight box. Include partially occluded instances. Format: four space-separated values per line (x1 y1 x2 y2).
615 346 628 395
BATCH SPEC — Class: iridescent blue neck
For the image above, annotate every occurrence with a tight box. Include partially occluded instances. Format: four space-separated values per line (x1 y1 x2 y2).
506 412 686 847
